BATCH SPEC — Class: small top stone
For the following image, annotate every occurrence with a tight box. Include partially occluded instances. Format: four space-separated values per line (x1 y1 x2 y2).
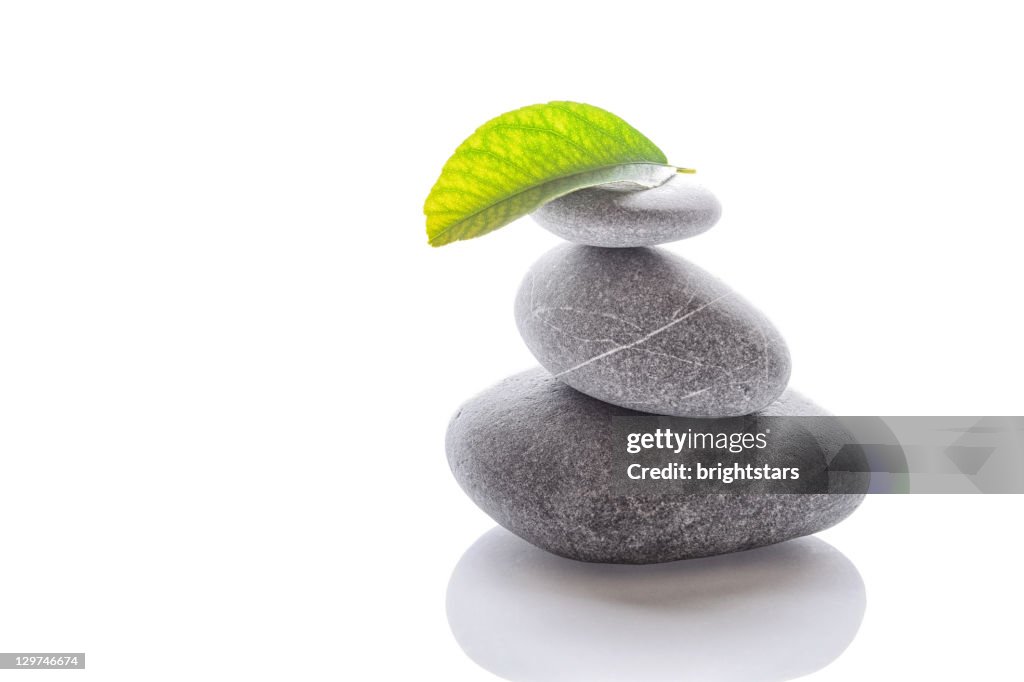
531 174 722 247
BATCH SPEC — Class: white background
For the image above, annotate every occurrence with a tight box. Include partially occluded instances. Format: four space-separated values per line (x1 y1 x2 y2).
1 1 1022 680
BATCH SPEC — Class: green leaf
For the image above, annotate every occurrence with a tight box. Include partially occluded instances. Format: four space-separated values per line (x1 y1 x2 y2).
424 101 678 247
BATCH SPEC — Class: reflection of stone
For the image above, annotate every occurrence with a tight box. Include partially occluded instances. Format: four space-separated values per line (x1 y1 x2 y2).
447 527 866 682
514 245 791 418
447 368 865 563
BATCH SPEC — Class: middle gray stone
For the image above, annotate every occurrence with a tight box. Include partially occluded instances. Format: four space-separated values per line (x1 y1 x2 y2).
514 244 791 417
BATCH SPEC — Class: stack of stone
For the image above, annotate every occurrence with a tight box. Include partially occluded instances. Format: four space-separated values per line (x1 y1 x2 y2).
446 176 864 564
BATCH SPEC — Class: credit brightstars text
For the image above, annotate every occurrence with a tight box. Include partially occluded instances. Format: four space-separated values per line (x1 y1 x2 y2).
625 428 800 483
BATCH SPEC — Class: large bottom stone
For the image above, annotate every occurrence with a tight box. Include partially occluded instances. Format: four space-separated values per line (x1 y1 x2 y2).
446 368 866 564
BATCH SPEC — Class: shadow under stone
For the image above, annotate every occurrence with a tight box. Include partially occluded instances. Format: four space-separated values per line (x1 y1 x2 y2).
446 527 866 682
